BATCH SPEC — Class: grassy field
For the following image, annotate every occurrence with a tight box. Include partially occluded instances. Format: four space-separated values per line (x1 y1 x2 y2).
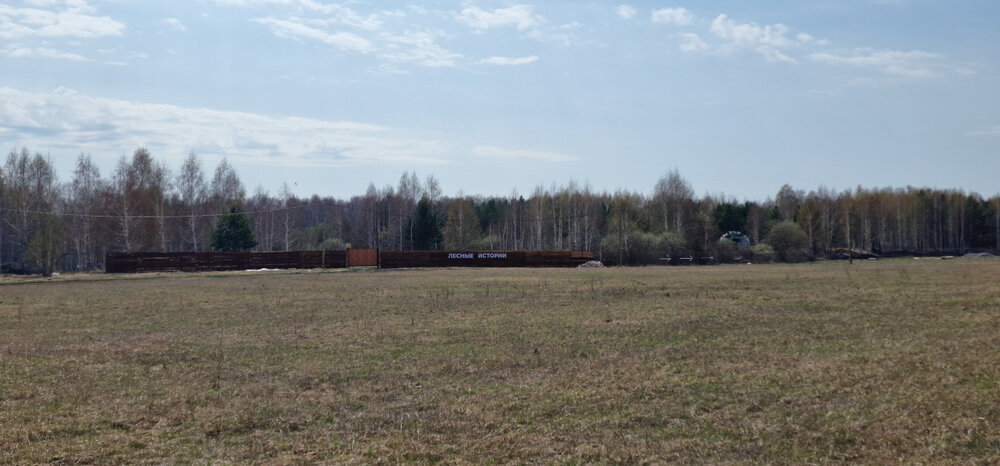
2 259 999 463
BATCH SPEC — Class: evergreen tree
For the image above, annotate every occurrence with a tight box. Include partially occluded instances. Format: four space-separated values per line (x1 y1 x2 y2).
211 204 257 251
412 195 442 250
714 201 750 234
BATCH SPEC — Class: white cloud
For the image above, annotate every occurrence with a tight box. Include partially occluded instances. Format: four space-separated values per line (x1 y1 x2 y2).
407 5 430 15
210 0 333 13
253 17 376 53
616 5 636 20
366 63 410 75
706 13 948 79
309 6 382 31
456 5 542 32
471 146 576 162
476 55 539 66
651 7 694 26
379 30 461 68
209 0 278 5
2 44 90 61
162 18 187 32
0 87 449 167
796 32 825 45
0 1 125 39
228 2 556 67
525 27 578 47
232 3 469 69
809 48 945 79
967 126 1000 136
709 14 812 64
676 33 707 53
23 0 93 10
212 0 383 30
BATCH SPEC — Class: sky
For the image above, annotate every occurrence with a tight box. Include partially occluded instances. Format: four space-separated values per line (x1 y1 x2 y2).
1 0 998 201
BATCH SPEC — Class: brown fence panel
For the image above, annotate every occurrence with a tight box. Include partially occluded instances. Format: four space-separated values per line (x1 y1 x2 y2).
106 251 347 273
293 250 348 269
379 250 592 268
524 250 594 268
348 248 379 267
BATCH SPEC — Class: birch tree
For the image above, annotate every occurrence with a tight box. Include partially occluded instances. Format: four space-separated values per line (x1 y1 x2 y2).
66 154 103 268
443 197 478 249
176 152 207 251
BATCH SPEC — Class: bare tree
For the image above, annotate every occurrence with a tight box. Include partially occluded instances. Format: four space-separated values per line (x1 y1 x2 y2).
361 183 379 248
176 152 207 251
653 168 694 234
602 190 644 264
443 196 478 249
248 185 277 251
66 154 103 268
424 174 441 202
776 184 802 222
280 182 295 251
1 149 59 270
109 148 171 252
397 171 422 249
211 158 245 210
110 156 138 252
131 148 170 251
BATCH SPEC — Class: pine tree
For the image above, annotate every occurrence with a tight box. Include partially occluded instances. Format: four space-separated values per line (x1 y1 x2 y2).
211 204 257 252
412 195 442 250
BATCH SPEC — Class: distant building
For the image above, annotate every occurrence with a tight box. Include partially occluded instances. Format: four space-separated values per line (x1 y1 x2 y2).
721 231 751 251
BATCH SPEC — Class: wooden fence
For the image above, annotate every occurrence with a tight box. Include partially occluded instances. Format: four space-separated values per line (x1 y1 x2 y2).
348 248 379 267
379 251 525 268
106 250 594 273
105 251 347 273
378 250 594 268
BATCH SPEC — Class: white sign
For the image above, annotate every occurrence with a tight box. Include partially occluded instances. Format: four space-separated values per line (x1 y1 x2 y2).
447 252 508 259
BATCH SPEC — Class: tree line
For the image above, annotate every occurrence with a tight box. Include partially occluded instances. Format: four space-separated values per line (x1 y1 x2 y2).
1 147 998 274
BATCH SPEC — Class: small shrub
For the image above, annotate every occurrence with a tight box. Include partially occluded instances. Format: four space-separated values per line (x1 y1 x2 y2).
712 240 739 263
764 221 809 262
750 243 775 263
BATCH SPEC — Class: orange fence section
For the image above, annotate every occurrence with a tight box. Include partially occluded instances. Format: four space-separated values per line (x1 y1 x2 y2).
348 248 379 267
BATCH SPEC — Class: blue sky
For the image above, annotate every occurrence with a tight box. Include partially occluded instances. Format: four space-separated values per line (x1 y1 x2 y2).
1 0 998 200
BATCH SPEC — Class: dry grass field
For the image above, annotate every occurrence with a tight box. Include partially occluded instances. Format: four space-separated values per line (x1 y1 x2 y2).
2 259 999 463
